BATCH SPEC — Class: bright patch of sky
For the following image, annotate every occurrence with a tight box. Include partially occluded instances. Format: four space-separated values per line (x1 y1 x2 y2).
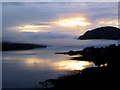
2 2 118 43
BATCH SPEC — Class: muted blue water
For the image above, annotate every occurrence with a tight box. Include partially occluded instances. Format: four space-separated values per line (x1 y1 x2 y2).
2 40 118 88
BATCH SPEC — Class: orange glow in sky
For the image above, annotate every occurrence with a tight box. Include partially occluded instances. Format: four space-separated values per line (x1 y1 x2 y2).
16 25 50 32
17 25 50 29
53 17 91 27
19 29 48 32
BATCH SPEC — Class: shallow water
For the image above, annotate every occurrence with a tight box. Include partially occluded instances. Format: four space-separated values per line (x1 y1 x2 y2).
2 40 118 88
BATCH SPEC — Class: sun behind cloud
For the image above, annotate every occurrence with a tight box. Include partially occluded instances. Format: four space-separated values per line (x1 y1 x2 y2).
17 25 50 32
53 17 91 27
16 25 50 29
19 29 48 33
8 25 50 33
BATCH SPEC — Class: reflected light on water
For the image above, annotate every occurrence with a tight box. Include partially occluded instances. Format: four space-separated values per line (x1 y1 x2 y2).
100 63 108 67
23 58 93 71
55 60 92 70
70 55 82 57
25 58 45 66
3 56 93 71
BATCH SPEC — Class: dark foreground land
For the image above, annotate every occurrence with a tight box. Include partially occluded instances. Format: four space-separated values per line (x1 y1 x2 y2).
39 44 119 89
2 42 47 51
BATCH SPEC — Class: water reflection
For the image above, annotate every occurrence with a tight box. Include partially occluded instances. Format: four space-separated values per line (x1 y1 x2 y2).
23 58 93 71
4 56 93 71
3 40 118 88
3 47 95 88
69 55 82 57
55 60 93 70
24 58 45 66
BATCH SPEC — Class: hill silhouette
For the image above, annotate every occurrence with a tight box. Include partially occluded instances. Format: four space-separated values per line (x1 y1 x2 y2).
2 41 47 51
78 26 120 40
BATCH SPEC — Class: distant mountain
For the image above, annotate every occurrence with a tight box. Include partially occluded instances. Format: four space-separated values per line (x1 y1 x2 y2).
2 41 47 51
78 26 120 40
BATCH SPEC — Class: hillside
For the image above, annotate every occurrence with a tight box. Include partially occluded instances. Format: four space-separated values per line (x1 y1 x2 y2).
78 26 120 40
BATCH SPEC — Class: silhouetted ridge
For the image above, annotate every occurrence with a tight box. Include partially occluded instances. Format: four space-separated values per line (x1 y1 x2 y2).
2 41 47 51
78 26 120 40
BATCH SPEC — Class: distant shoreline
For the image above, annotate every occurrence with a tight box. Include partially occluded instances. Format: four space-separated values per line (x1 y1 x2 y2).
2 42 47 51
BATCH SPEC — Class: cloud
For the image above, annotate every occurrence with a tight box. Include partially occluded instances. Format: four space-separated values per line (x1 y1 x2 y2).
2 2 118 44
52 17 91 27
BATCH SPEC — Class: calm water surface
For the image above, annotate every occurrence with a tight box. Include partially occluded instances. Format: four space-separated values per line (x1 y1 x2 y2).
2 40 118 88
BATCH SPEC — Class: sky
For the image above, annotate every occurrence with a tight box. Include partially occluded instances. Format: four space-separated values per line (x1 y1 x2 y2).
1 0 120 2
2 2 118 44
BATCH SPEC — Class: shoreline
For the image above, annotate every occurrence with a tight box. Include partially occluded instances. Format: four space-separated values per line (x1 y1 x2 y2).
2 42 47 51
39 44 119 89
